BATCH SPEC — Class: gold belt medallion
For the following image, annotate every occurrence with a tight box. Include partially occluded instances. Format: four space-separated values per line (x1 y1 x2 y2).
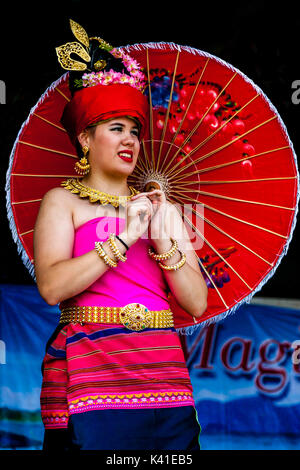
119 303 152 331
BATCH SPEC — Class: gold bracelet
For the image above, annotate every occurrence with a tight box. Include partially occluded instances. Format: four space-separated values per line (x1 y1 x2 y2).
158 251 187 271
95 241 118 268
108 233 127 262
148 238 178 261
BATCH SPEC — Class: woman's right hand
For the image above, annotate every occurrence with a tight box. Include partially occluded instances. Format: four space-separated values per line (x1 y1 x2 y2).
121 193 154 244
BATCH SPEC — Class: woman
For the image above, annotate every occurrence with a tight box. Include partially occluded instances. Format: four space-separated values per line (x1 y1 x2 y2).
35 21 208 451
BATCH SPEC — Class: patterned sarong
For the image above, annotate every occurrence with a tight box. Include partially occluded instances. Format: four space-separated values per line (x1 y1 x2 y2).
41 323 195 429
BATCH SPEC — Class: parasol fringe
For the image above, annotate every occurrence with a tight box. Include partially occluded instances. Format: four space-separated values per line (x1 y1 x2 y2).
121 42 300 335
126 42 182 53
5 73 69 282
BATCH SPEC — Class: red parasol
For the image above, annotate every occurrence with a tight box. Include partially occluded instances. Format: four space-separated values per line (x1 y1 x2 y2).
6 43 299 330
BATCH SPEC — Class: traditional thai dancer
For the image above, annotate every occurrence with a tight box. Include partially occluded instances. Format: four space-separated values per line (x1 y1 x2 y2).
34 20 207 450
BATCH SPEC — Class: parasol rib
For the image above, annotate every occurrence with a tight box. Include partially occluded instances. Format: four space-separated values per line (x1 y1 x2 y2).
18 141 77 159
146 49 155 168
55 87 70 102
168 115 278 180
173 198 273 265
156 51 180 172
172 190 288 239
139 141 152 172
172 205 229 309
171 196 252 290
19 229 34 236
11 173 77 178
180 146 291 178
162 58 210 169
33 113 67 132
198 258 229 309
162 72 238 175
164 93 259 176
129 163 148 181
162 59 211 172
170 176 297 185
171 187 295 210
131 156 147 175
12 198 42 205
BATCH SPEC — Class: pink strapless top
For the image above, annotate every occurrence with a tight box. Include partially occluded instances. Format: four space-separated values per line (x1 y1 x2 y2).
59 217 170 311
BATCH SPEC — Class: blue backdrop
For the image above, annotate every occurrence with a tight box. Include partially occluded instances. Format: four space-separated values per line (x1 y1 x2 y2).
0 284 300 450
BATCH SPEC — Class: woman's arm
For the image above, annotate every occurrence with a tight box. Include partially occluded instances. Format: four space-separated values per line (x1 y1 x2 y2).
150 201 208 319
34 188 131 305
34 187 154 306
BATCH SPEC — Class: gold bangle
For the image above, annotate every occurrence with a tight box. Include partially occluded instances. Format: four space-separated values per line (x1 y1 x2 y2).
95 241 118 268
108 233 127 262
158 251 187 271
148 238 178 261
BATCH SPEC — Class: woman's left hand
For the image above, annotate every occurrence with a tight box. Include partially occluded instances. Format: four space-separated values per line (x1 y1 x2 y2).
130 189 168 241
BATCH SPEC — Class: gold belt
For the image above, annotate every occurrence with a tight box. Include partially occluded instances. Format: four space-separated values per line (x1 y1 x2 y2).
59 303 174 331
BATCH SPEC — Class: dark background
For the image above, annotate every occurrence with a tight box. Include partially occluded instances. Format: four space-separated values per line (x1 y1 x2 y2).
0 1 299 298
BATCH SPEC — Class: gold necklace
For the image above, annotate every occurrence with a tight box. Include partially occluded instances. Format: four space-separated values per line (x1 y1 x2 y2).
61 178 140 207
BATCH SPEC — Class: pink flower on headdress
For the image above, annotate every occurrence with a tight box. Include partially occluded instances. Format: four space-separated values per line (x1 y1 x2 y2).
81 47 146 91
110 48 123 59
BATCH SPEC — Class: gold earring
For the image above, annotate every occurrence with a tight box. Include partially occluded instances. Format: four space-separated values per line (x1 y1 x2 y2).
75 145 90 175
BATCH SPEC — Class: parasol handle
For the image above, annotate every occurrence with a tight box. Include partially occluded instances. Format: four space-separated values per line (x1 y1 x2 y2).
144 180 163 192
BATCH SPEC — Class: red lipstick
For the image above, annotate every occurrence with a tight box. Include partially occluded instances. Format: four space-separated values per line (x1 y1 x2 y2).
117 150 133 162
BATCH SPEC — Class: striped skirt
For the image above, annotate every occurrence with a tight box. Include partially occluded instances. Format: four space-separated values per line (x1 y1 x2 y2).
40 323 196 430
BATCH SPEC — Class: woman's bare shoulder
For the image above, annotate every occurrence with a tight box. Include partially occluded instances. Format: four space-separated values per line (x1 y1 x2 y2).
40 186 75 213
36 186 75 226
34 187 76 277
41 186 74 204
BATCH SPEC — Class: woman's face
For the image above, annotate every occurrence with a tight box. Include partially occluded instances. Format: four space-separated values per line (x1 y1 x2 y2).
80 116 141 176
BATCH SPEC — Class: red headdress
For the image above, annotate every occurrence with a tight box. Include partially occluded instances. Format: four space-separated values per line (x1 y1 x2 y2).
62 83 148 143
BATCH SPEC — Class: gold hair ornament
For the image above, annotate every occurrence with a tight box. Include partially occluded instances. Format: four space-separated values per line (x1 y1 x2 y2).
56 20 91 71
55 19 112 72
89 36 113 52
